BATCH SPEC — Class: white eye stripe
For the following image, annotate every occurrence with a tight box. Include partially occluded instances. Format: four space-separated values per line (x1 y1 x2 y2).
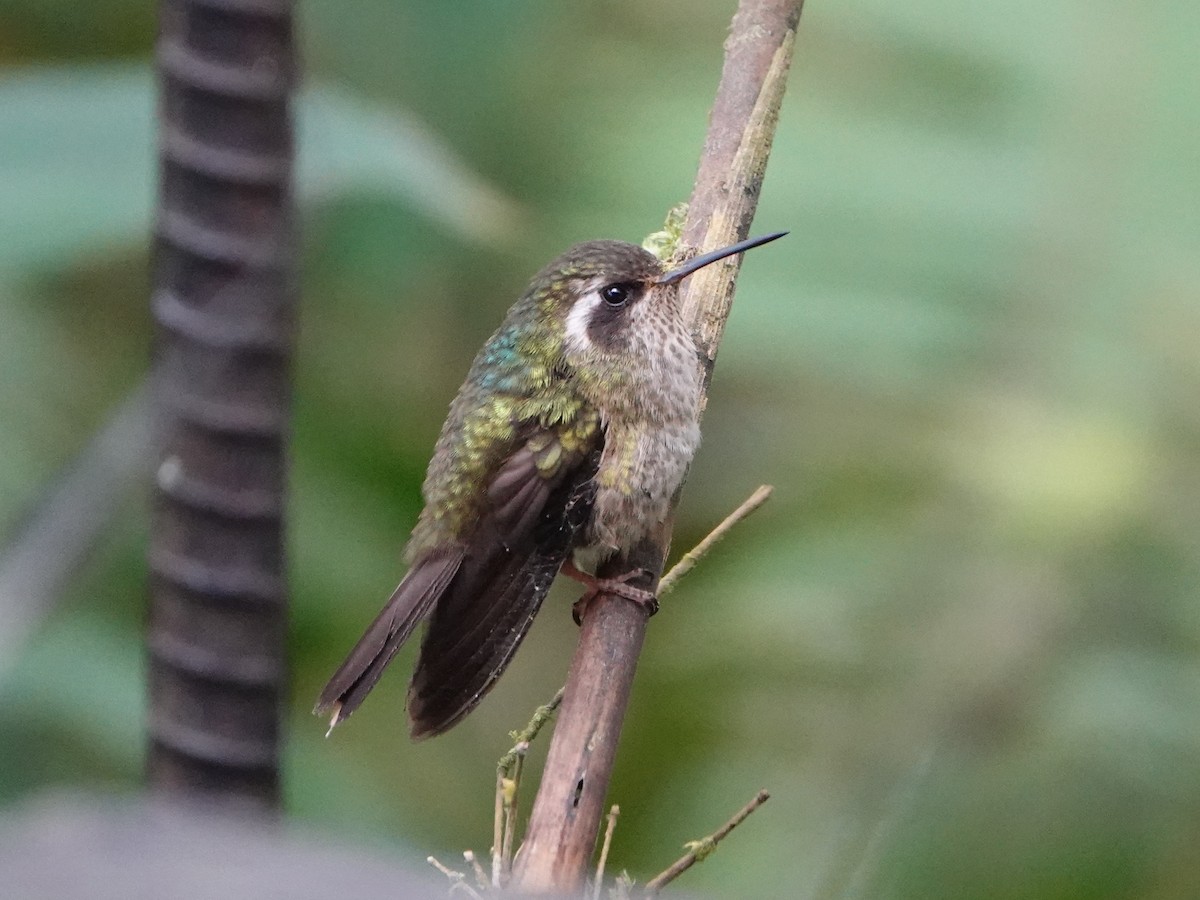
564 279 606 354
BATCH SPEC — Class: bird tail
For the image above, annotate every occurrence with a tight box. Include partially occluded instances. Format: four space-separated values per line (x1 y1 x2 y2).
404 457 599 739
315 446 599 738
406 538 564 738
314 550 462 731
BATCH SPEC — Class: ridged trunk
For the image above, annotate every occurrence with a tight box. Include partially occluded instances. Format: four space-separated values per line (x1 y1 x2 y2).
147 0 296 812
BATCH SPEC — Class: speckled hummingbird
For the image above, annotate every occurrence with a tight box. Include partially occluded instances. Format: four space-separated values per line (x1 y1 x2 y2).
315 230 786 738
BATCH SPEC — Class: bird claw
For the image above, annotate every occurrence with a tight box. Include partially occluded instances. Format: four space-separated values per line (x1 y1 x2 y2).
568 567 659 624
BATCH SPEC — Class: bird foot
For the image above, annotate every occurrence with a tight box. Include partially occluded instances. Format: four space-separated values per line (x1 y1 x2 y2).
562 562 659 624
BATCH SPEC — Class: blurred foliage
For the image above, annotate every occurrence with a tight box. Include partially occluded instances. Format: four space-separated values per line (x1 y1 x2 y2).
2 0 1199 897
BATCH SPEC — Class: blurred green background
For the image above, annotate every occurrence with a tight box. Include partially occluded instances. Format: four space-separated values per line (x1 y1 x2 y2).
3 0 1200 897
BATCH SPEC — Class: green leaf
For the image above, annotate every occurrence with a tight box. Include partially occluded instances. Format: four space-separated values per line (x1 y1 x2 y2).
0 63 520 279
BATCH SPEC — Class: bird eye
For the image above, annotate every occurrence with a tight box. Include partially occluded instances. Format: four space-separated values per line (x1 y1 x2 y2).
600 283 632 307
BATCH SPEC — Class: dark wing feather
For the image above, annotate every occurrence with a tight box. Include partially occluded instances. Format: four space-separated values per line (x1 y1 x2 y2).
407 441 599 738
314 549 463 727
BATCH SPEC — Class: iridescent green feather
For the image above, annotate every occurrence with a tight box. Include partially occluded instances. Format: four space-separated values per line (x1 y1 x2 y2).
405 282 600 560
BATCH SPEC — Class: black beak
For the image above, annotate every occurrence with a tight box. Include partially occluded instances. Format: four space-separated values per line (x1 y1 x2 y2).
657 231 788 285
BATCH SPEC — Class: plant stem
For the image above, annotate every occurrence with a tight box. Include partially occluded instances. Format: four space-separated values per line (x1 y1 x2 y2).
643 790 772 894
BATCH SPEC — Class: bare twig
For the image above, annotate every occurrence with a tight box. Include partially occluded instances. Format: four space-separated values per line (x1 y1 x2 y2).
501 745 525 881
659 485 773 596
592 805 621 900
463 850 490 892
643 790 772 894
512 2 803 892
493 766 520 887
427 856 482 898
492 770 504 888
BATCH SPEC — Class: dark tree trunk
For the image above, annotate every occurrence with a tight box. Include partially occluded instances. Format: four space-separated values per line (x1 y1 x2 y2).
146 0 297 812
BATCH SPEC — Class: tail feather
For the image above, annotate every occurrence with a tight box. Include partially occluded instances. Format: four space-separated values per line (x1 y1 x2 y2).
406 477 596 738
315 439 600 738
314 550 462 728
407 546 561 738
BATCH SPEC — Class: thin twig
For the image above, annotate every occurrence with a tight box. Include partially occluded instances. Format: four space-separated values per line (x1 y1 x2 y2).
499 687 564 773
643 790 771 894
492 770 504 888
659 485 773 596
501 745 526 881
592 805 621 900
493 687 564 886
428 856 482 899
463 850 490 892
0 383 152 679
614 871 635 900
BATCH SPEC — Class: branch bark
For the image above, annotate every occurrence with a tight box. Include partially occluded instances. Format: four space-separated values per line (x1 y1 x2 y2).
146 0 297 811
511 1 804 892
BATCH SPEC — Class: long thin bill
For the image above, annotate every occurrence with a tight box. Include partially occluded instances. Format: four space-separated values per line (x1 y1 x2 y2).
657 230 788 285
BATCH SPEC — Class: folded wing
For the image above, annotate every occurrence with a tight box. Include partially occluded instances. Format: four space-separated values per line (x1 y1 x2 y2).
315 426 599 737
407 435 598 738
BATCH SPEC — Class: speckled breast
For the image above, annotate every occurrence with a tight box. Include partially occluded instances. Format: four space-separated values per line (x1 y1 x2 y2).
584 309 703 557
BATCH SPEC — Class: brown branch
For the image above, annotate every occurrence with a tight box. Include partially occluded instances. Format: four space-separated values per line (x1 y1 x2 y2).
511 1 803 892
146 0 297 810
643 790 772 894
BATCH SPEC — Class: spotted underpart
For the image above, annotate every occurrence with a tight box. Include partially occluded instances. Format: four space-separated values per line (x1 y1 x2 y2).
559 250 703 557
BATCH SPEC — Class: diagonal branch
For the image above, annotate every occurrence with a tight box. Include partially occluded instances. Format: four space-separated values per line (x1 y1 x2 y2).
643 789 772 894
511 1 804 893
658 484 773 597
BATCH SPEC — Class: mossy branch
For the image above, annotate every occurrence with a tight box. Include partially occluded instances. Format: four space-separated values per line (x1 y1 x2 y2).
643 790 772 894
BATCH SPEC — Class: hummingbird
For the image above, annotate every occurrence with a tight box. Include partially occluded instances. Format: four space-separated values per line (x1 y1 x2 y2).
316 230 786 738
